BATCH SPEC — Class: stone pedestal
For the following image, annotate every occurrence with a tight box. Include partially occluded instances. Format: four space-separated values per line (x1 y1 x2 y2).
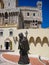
17 63 32 65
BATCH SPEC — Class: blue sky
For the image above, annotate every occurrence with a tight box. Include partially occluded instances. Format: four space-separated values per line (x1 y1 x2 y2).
18 0 49 28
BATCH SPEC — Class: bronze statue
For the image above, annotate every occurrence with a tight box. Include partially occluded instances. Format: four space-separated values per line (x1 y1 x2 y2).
18 33 30 64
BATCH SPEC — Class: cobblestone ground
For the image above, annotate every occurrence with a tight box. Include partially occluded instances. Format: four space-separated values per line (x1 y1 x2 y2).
0 52 17 65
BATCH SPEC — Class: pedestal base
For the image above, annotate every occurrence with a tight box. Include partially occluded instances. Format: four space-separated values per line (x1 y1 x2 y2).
17 63 31 65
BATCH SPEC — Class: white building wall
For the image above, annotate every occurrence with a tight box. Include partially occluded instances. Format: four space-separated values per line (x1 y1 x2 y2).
0 0 48 58
3 0 16 9
0 28 49 58
21 10 39 21
20 7 42 22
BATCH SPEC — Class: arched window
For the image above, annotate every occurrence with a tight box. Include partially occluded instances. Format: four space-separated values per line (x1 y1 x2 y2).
36 20 37 22
33 13 35 16
9 29 13 36
0 29 3 36
27 12 29 16
8 2 10 6
5 12 8 19
2 13 4 17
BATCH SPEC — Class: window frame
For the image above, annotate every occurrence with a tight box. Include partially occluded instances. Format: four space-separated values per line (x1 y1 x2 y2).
0 31 3 36
33 13 35 16
27 12 29 16
9 29 13 36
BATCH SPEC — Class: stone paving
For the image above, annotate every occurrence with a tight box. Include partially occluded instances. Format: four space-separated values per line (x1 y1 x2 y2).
0 52 17 65
0 62 16 65
0 52 49 65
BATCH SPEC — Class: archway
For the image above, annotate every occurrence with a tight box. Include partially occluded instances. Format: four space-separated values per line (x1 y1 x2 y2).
42 37 49 46
5 38 12 50
36 37 41 46
29 37 35 45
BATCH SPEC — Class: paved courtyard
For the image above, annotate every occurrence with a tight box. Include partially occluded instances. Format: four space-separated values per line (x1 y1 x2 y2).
0 52 49 65
2 53 45 65
0 52 17 65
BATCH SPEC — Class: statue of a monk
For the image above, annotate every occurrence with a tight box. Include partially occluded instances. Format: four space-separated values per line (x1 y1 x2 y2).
18 33 30 64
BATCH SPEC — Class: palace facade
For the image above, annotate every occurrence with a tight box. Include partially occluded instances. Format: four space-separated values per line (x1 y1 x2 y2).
0 0 42 29
0 0 49 58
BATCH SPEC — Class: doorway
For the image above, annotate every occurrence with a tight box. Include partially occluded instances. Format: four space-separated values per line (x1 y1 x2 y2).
5 42 10 50
5 38 12 50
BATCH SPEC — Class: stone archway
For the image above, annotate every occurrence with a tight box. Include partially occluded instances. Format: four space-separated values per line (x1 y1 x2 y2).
29 37 35 45
36 37 41 46
42 37 49 46
4 38 12 50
